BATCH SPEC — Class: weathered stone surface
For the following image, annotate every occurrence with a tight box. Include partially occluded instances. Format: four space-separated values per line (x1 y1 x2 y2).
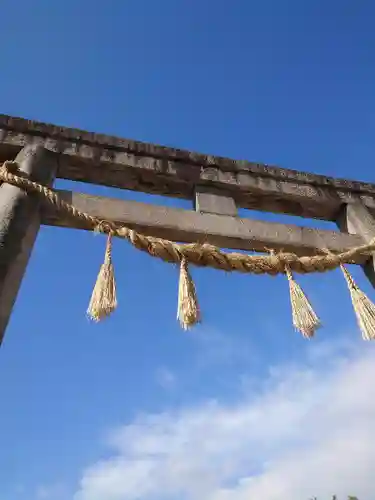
1 114 375 221
0 145 58 343
194 187 237 216
337 203 375 287
43 190 367 261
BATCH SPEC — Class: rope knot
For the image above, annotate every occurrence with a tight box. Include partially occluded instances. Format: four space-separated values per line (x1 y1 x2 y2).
274 252 299 271
94 221 115 235
1 160 18 173
270 254 285 273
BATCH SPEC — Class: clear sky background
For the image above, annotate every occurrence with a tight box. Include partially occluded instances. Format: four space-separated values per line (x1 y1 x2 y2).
1 1 375 499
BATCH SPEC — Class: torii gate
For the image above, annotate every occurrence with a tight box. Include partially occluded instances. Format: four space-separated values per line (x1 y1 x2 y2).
1 114 375 345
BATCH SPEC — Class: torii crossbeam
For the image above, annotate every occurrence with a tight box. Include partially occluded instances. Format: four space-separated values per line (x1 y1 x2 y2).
1 114 375 343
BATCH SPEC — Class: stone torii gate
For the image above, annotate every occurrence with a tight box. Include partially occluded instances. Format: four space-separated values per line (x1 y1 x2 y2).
1 114 375 345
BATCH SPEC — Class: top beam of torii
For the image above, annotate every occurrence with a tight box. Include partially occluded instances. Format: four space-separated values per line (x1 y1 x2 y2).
1 113 375 222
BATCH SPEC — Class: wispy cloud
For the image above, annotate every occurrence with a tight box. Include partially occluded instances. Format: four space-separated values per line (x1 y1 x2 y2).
155 366 176 390
35 482 67 500
187 326 259 370
73 338 375 500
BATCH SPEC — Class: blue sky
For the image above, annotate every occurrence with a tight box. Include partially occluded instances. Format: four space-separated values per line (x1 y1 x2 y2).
1 1 375 499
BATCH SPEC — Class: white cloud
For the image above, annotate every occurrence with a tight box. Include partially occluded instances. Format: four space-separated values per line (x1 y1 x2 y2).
74 339 375 500
155 367 176 390
188 326 258 369
36 483 67 500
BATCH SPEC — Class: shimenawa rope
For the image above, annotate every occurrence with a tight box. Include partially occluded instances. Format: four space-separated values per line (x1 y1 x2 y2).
1 160 375 338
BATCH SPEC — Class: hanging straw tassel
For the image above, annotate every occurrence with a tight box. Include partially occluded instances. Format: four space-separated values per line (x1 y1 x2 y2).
177 257 200 330
340 264 375 340
87 232 117 322
286 267 321 338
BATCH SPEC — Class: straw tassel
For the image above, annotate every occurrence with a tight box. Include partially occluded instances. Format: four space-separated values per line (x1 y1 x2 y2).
177 257 200 330
340 264 375 340
87 232 117 322
286 267 321 338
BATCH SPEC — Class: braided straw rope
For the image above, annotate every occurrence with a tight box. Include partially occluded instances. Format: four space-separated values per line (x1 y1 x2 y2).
1 160 375 275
